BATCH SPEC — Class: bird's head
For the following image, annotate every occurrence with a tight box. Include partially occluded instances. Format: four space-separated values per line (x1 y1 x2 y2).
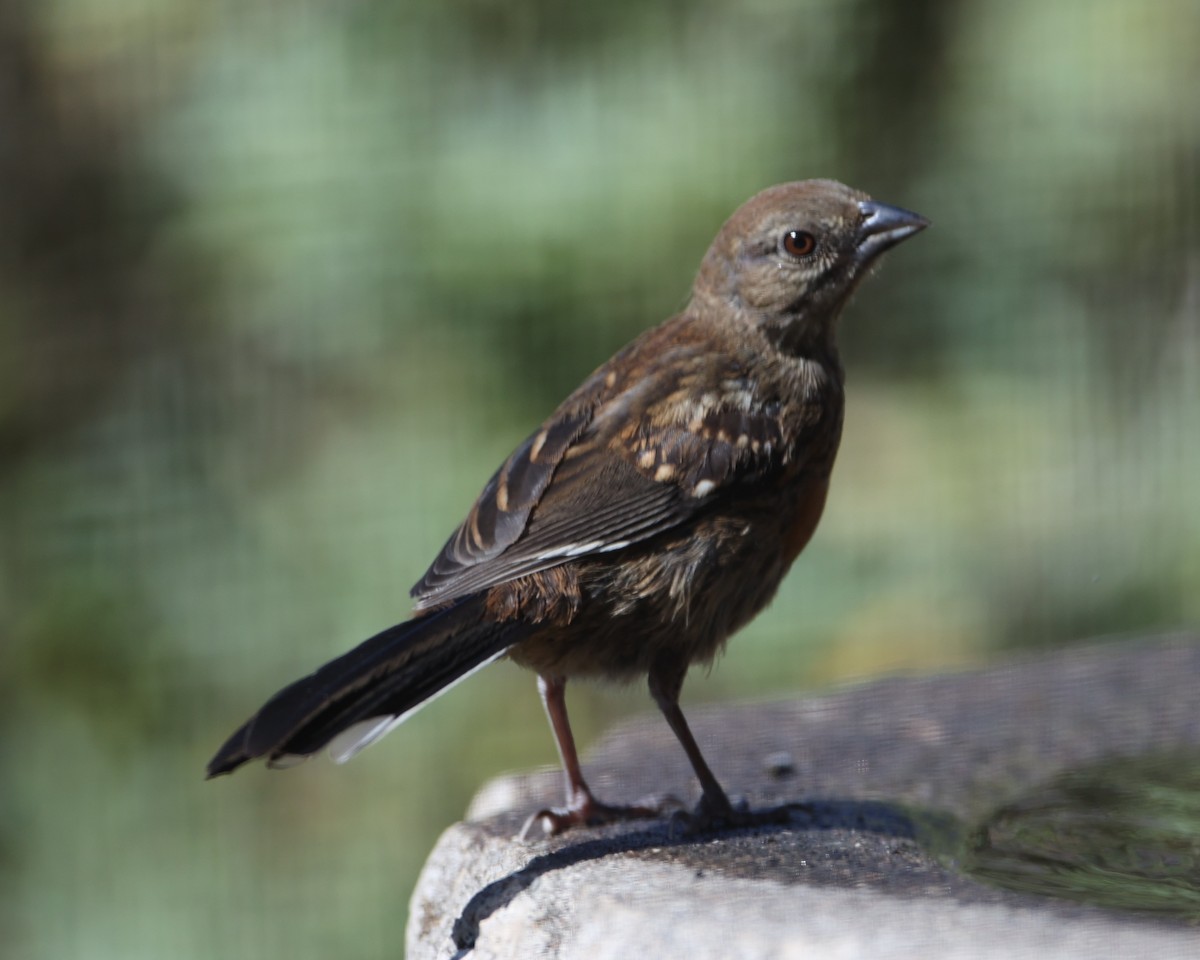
694 179 928 355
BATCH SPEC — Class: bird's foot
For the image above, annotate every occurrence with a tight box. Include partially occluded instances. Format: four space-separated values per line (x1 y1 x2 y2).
668 792 811 837
519 792 683 840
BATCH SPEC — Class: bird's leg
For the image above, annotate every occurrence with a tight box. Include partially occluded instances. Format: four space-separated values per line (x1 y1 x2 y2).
520 674 665 838
649 662 805 832
541 673 596 813
647 662 736 821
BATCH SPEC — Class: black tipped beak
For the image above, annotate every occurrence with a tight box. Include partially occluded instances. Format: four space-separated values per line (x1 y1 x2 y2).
856 199 929 259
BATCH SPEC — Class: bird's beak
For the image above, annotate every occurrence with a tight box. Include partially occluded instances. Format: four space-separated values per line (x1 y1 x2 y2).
855 199 930 261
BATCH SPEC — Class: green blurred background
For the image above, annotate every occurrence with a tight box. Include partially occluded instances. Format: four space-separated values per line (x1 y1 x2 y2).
2 0 1197 956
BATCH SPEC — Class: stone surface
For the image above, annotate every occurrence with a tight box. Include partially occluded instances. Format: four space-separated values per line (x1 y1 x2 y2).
407 635 1200 959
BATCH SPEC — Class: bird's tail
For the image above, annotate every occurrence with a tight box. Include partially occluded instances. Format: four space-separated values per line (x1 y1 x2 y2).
206 595 523 777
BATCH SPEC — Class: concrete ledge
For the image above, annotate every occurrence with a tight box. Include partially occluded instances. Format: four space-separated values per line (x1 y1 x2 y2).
407 635 1200 959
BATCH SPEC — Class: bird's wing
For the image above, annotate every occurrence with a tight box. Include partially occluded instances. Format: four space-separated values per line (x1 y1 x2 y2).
411 338 796 608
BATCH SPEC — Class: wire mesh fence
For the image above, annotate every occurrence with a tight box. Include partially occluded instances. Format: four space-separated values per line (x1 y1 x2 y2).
2 1 1197 956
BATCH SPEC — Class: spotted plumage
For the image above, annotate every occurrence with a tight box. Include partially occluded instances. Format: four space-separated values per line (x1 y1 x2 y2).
207 179 928 836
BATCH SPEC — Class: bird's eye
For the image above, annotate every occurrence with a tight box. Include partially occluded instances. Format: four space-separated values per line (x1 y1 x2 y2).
781 230 816 258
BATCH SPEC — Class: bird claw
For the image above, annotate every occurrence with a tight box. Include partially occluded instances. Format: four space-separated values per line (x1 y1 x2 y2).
517 793 683 841
667 797 811 838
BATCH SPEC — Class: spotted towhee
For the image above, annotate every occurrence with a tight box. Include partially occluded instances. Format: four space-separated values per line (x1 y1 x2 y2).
207 180 928 835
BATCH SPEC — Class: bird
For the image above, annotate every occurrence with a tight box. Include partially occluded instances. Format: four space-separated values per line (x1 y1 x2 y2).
206 179 928 836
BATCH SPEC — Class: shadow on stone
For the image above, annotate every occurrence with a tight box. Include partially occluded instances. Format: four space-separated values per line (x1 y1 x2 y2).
451 797 931 950
411 638 1200 959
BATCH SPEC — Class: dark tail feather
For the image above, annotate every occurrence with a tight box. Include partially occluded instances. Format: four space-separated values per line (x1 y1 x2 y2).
206 595 523 778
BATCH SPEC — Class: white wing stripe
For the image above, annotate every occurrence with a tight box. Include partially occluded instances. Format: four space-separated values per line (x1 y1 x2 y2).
324 648 508 764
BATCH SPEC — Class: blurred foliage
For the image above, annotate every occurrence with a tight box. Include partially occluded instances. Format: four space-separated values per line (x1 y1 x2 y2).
1 0 1197 956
